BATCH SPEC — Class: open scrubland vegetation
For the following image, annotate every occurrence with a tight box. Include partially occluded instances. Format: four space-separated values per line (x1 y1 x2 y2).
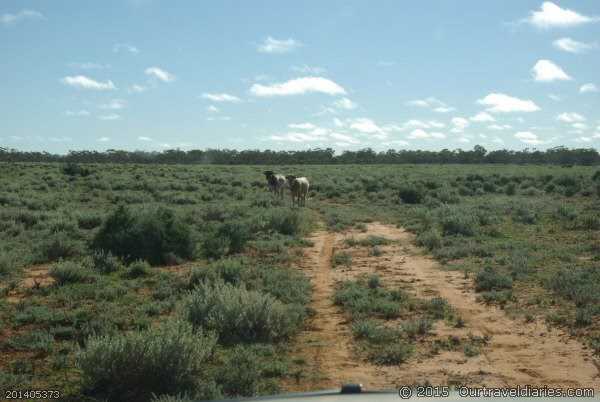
0 162 599 399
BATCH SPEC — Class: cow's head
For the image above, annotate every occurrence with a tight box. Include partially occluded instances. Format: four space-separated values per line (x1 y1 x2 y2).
263 170 274 178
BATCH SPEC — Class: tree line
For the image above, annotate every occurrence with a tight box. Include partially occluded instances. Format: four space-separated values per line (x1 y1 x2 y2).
1 145 598 165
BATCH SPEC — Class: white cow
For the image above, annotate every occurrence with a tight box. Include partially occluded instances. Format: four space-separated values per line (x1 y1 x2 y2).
286 175 310 207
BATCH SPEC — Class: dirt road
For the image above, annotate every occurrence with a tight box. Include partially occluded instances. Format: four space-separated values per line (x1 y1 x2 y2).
284 222 600 391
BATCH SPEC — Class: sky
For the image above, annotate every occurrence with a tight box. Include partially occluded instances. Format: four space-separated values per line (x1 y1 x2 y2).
1 1 599 154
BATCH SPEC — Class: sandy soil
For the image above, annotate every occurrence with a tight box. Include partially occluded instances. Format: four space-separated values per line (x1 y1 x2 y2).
284 222 600 392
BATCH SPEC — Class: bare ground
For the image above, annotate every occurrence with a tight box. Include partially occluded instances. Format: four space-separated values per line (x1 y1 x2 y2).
284 222 600 392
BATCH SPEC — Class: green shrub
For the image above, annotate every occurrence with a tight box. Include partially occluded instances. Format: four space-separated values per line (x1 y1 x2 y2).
474 266 512 292
182 281 303 344
441 213 476 236
78 320 218 402
263 208 307 236
352 319 401 343
93 205 195 265
36 231 83 262
425 297 451 319
505 183 516 195
124 260 150 278
575 307 593 327
577 214 600 230
334 279 406 319
332 251 352 268
367 274 381 289
513 205 538 224
398 185 424 204
217 345 263 397
76 212 103 230
49 261 94 285
62 162 91 177
368 341 414 365
416 229 442 250
548 267 600 306
402 319 433 338
91 250 121 274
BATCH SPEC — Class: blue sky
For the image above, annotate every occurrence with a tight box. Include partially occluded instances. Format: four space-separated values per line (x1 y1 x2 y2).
1 1 599 153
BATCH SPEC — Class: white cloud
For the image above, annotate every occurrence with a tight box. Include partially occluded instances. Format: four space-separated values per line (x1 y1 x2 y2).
557 112 585 123
572 122 588 130
514 131 544 145
100 99 126 110
470 112 495 122
65 110 90 117
288 122 316 130
206 116 232 121
406 129 446 140
329 132 360 144
129 84 147 93
1 9 44 25
580 83 598 93
575 136 592 143
61 75 116 91
145 67 175 82
97 137 110 142
113 43 139 54
451 117 470 133
206 105 219 113
291 65 326 74
384 119 445 132
488 124 512 131
407 129 429 139
333 97 357 110
477 93 540 113
525 2 599 29
68 62 110 70
548 94 561 101
333 118 344 127
49 136 72 143
349 118 384 135
99 114 120 121
553 37 595 54
138 136 153 141
531 60 572 82
201 93 241 102
250 77 346 97
257 36 302 53
406 97 454 113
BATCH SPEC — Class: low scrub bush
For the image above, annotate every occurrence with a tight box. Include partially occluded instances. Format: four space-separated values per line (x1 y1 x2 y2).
332 251 352 268
334 279 407 319
49 261 94 285
78 320 218 402
182 281 303 344
548 267 600 306
368 341 414 365
416 229 442 250
93 205 194 265
402 319 433 339
124 260 150 279
352 319 400 343
36 231 84 263
474 266 512 292
91 250 121 274
441 212 476 237
398 185 424 204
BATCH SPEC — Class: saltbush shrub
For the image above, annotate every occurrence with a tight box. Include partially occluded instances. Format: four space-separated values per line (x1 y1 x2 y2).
92 205 194 265
91 250 121 274
398 185 424 204
474 266 512 292
49 261 94 285
182 281 303 344
78 320 218 402
441 212 476 236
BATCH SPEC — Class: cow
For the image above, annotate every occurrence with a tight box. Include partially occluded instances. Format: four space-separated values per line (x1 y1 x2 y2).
264 170 287 199
285 175 310 207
